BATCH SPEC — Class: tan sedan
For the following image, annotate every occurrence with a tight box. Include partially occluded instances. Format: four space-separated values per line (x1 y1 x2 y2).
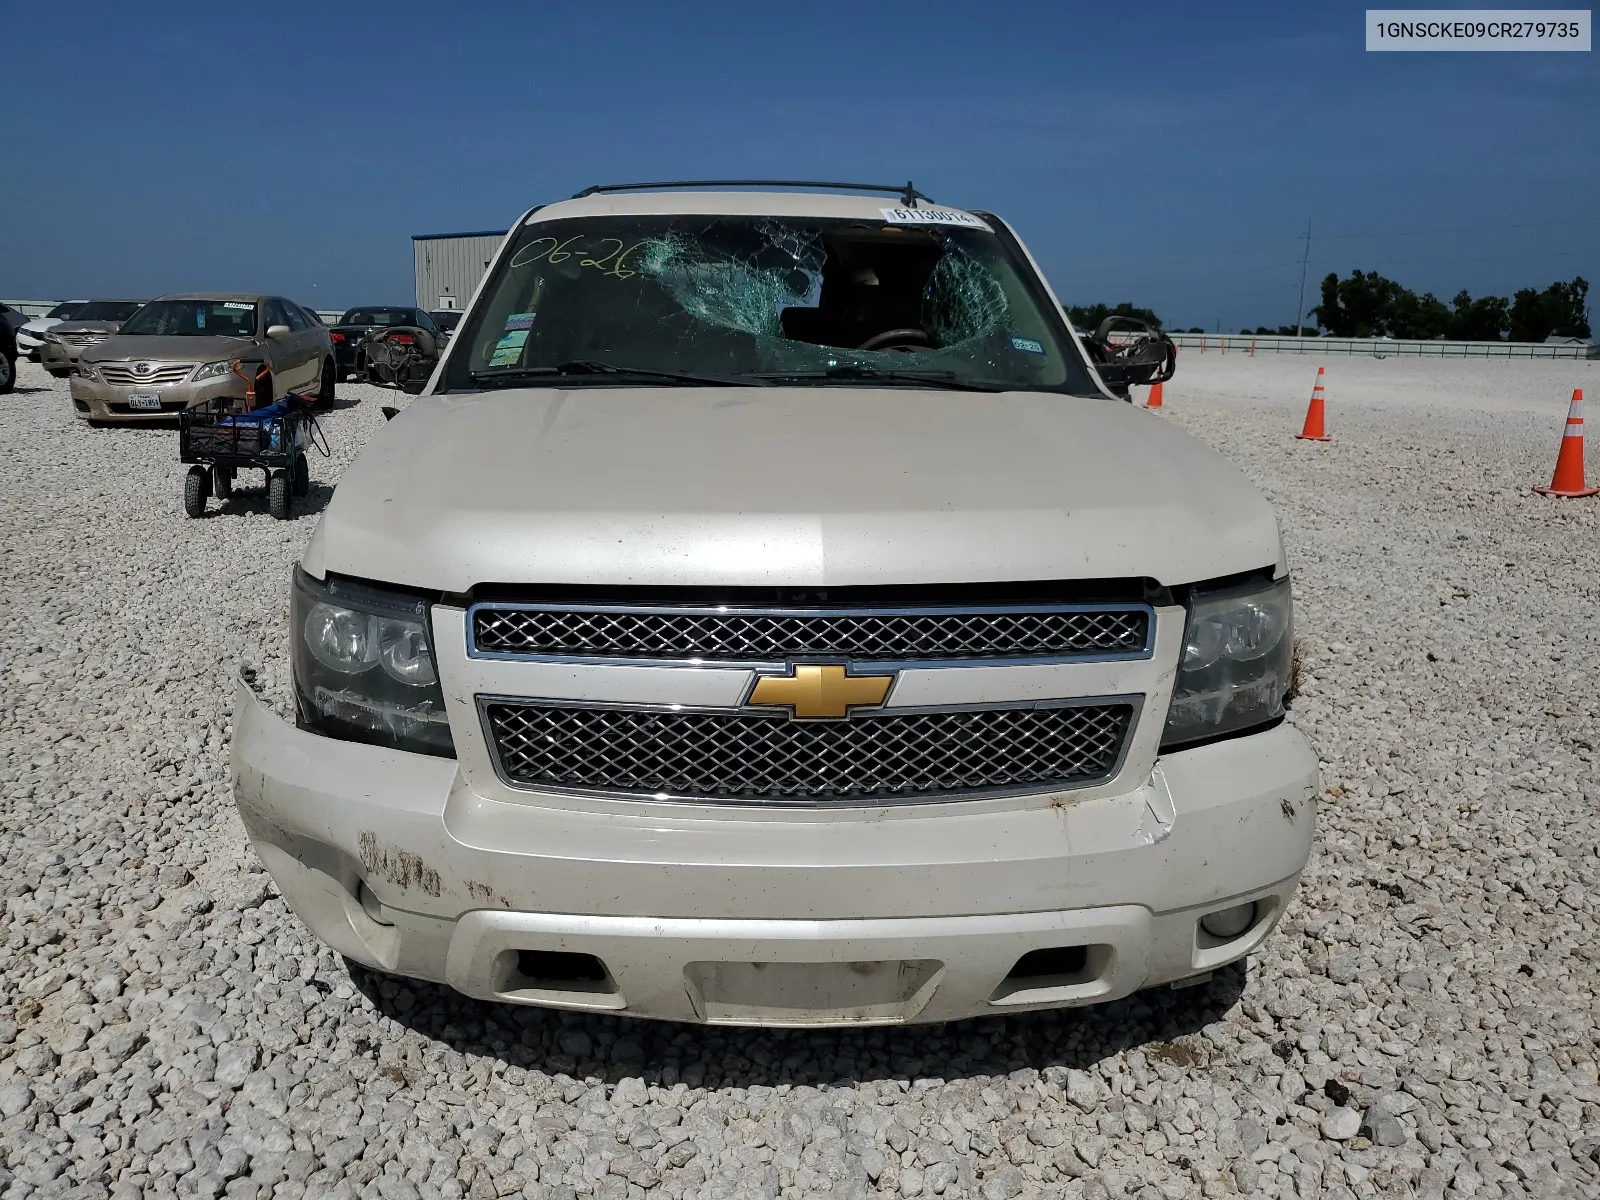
71 293 334 423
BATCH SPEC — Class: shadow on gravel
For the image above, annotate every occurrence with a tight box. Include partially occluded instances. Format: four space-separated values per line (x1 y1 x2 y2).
210 480 336 519
345 960 1246 1086
4 385 50 395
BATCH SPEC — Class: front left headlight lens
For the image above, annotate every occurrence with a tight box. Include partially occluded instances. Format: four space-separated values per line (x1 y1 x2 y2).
76 360 100 380
42 331 61 344
291 567 454 757
192 359 231 381
1162 575 1292 750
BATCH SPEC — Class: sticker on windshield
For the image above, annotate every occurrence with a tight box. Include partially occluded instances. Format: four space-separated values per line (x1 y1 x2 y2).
488 329 527 367
196 309 206 329
1010 336 1045 354
880 206 990 230
503 313 535 331
222 301 253 310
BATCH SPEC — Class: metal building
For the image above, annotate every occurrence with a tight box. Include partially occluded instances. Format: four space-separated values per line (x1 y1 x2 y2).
411 230 507 311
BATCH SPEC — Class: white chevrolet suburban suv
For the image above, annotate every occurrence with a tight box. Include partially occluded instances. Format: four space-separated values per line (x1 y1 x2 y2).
231 182 1318 1026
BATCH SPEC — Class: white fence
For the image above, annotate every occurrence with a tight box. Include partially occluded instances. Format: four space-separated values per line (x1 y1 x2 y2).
1170 332 1596 360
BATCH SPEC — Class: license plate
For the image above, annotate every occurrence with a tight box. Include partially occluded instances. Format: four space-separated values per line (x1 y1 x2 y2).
127 394 162 411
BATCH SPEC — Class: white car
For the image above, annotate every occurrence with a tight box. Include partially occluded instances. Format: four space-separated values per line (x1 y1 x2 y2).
16 300 87 360
231 182 1318 1026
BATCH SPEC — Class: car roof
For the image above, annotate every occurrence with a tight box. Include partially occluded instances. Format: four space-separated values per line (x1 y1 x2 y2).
155 292 268 303
525 190 985 224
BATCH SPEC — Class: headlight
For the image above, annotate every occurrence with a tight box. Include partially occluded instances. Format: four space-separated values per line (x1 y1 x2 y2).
192 359 231 381
42 331 61 343
291 567 454 757
1161 575 1292 750
76 360 101 381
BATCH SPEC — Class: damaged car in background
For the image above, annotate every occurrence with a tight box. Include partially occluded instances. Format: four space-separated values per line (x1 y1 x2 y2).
38 299 146 377
232 181 1315 1027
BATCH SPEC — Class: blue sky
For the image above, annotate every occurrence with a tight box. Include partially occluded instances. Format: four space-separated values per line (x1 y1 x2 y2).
2 1 1595 330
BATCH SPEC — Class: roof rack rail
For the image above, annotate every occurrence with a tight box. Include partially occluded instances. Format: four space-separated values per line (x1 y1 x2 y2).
572 180 931 207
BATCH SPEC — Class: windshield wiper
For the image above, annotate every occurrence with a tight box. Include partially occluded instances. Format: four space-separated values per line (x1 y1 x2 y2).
748 366 1007 392
469 360 761 388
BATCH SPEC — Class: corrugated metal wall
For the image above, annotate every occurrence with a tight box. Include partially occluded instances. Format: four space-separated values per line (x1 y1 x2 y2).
412 233 507 311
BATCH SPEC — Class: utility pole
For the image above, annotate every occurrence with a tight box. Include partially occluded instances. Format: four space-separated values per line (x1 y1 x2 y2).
1294 218 1312 337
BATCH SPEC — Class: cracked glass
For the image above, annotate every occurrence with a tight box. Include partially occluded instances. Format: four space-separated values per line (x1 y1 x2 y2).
445 212 1097 395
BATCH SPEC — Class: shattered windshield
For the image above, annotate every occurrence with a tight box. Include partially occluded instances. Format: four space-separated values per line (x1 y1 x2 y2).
443 214 1096 394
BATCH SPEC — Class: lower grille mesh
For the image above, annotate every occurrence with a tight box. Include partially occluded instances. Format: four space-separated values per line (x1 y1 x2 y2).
483 700 1134 802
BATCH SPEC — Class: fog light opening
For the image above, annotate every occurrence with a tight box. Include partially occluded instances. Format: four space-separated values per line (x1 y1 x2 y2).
515 949 609 985
356 879 392 927
1199 901 1257 941
1007 945 1089 980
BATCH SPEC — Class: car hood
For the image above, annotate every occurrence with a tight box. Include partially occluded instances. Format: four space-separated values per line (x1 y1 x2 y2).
306 386 1284 592
52 321 124 335
83 333 256 363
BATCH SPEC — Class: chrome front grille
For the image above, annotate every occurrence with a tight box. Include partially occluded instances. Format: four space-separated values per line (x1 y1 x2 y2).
482 698 1136 803
471 602 1151 665
59 333 107 348
99 363 195 386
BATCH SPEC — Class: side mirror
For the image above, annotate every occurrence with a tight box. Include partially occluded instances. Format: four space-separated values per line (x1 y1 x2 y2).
1084 317 1176 396
266 324 291 340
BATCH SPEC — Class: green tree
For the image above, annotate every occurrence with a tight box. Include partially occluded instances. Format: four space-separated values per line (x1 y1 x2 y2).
1311 270 1411 337
1446 291 1509 341
1508 277 1590 342
1065 302 1163 330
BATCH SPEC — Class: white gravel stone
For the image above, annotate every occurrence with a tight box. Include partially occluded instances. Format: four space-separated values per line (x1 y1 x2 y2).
2 356 1596 1199
1321 1107 1362 1140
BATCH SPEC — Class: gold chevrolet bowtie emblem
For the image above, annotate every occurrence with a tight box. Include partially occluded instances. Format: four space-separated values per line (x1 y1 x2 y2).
747 664 894 719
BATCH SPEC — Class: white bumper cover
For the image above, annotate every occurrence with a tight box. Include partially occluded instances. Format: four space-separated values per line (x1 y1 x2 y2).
231 681 1318 1026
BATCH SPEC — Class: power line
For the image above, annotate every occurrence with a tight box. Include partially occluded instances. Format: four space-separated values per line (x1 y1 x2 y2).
1318 214 1600 241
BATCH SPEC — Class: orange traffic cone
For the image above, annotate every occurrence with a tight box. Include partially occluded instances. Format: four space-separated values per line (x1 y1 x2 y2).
1295 366 1331 441
1145 381 1164 410
1534 389 1598 498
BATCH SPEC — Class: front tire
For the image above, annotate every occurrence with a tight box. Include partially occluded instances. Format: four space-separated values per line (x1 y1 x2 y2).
293 452 309 497
183 465 210 517
0 354 14 394
213 465 233 500
268 469 292 520
46 367 70 380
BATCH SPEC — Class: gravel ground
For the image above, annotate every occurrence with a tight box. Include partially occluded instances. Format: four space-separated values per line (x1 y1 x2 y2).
1 354 1597 1200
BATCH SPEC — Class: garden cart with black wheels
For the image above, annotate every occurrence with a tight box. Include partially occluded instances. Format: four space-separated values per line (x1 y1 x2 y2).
178 358 326 520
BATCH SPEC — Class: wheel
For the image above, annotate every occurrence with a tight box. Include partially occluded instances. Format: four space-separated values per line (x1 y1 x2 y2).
46 367 70 379
268 469 292 520
317 358 335 406
212 465 233 500
183 465 210 517
0 354 14 394
294 452 309 497
252 370 274 411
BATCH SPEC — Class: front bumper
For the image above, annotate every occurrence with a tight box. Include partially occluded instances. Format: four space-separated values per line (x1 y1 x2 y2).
231 681 1319 1026
69 370 240 422
40 341 83 372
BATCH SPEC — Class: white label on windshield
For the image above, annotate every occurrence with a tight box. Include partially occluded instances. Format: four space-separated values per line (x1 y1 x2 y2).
880 206 990 230
223 302 253 310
